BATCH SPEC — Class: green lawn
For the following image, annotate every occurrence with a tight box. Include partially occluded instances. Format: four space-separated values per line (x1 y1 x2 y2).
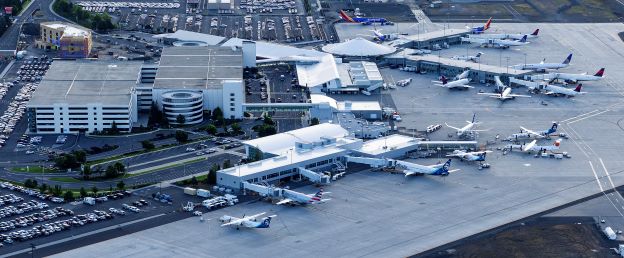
48 177 81 183
11 166 59 173
123 157 206 178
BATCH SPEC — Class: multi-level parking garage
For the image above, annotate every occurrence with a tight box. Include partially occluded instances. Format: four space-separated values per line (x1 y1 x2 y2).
161 91 204 125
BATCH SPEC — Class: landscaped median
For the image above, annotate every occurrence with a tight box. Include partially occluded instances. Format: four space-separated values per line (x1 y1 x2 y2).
10 166 59 173
122 157 207 178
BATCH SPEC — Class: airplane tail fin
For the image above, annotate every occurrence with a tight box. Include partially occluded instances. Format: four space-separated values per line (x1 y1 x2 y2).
476 52 483 57
339 10 355 22
471 113 476 123
484 17 492 30
562 53 573 65
531 29 539 36
258 217 272 228
440 75 448 84
594 68 605 77
518 35 528 43
574 84 582 92
548 122 558 134
436 159 452 176
554 139 562 147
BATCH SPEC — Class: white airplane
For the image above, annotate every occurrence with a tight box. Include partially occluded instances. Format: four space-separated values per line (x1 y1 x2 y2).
276 188 331 205
510 78 586 97
451 52 483 63
446 150 492 162
506 122 558 141
506 139 562 153
219 212 276 230
395 159 459 177
371 29 405 41
477 76 530 101
461 35 529 48
529 68 604 83
445 114 487 137
433 76 472 89
396 78 412 87
510 54 572 71
470 29 539 40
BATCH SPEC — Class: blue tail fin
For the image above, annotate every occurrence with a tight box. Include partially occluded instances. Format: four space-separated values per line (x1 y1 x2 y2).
471 113 476 123
434 159 452 176
258 217 272 228
563 54 572 64
547 122 558 134
518 35 527 43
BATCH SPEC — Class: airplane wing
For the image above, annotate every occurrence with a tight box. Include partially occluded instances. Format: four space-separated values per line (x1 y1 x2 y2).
221 217 242 227
523 140 537 152
245 212 267 220
519 126 541 137
508 94 531 98
439 84 473 89
276 198 294 205
444 123 461 130
477 92 500 97
445 153 465 158
447 169 461 173
403 170 420 177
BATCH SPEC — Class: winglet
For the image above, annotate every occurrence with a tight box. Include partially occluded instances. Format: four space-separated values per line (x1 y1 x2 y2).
531 29 539 36
563 53 573 65
594 68 605 77
574 84 582 92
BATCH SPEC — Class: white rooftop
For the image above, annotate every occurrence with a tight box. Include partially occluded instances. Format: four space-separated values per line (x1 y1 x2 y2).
221 142 353 177
243 123 350 155
153 30 226 45
310 94 338 109
322 37 396 57
296 54 340 88
336 101 382 112
356 134 420 156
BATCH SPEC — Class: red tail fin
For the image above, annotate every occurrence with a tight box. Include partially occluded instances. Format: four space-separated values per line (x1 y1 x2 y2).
441 76 448 84
531 29 539 36
594 68 605 77
339 10 355 22
574 84 582 92
484 18 492 30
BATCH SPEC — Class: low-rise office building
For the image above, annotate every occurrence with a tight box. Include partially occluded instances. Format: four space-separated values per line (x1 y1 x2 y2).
37 22 92 58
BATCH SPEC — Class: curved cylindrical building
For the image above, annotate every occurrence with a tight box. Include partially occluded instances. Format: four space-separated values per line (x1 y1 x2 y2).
161 91 204 125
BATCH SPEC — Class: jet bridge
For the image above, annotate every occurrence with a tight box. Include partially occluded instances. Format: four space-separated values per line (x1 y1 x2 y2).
242 182 282 198
344 156 394 168
298 167 331 185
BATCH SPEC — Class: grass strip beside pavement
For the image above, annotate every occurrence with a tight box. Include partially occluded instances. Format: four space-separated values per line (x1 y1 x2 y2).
10 166 59 173
48 177 81 183
123 157 206 178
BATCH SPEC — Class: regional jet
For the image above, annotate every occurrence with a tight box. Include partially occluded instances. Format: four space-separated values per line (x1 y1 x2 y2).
529 68 604 83
451 52 483 63
471 28 539 40
506 122 558 141
276 188 331 205
446 150 492 162
511 54 572 72
506 139 562 153
477 76 530 101
461 35 529 48
220 212 276 230
445 114 487 137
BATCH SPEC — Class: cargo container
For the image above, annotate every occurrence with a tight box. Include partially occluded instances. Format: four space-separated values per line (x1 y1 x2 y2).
184 187 197 196
197 189 210 198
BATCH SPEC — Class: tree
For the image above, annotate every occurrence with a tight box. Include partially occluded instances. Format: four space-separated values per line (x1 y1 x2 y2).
223 159 232 169
31 179 38 189
39 183 48 193
105 165 118 178
81 165 92 180
190 176 198 186
175 130 188 143
256 124 277 137
205 124 217 135
73 150 87 163
63 190 74 202
141 140 155 150
212 107 223 120
79 187 87 197
176 114 186 125
24 179 33 188
113 162 125 173
231 123 242 135
310 117 320 126
53 185 63 197
208 164 220 185
109 121 119 135
253 149 263 161
117 180 126 190
263 115 274 125
91 186 99 195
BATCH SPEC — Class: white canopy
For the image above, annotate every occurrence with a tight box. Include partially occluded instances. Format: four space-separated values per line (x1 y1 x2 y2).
322 38 396 57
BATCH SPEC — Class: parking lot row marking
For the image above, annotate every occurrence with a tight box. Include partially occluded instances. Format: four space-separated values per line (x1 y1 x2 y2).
0 213 167 258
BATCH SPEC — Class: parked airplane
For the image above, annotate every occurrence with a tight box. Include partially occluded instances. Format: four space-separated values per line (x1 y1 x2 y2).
433 76 472 89
529 68 605 83
396 159 459 177
471 29 539 40
510 54 572 71
276 188 330 205
461 35 529 48
446 150 492 162
445 114 487 137
467 17 492 34
512 78 586 97
506 139 562 153
339 10 392 25
371 29 405 41
396 78 412 87
220 212 276 230
506 122 558 141
451 52 483 63
478 76 530 101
